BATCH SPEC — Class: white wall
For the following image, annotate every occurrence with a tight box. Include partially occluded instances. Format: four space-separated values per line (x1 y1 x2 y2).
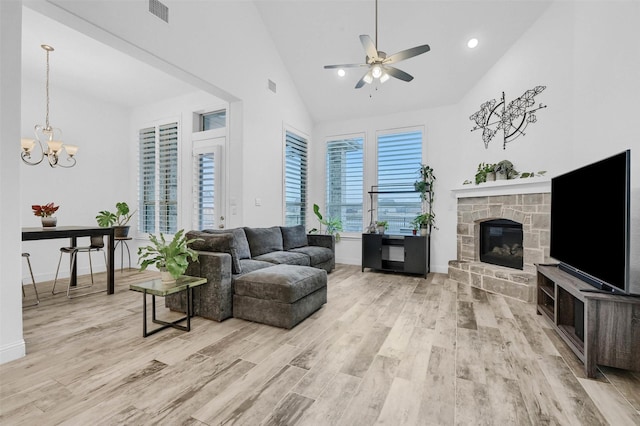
312 106 457 274
312 1 640 280
47 0 314 227
0 0 26 364
20 77 131 282
129 89 228 245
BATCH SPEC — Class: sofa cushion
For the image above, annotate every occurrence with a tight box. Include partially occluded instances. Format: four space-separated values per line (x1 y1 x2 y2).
280 225 308 250
254 251 310 266
290 246 333 267
203 228 251 259
236 259 274 276
234 264 327 303
193 229 250 274
244 226 283 257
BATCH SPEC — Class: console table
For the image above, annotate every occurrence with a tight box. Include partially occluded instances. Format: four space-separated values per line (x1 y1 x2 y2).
22 226 115 294
536 264 640 378
362 233 430 278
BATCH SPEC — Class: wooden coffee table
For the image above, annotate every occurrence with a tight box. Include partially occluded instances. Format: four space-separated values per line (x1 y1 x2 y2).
130 275 207 337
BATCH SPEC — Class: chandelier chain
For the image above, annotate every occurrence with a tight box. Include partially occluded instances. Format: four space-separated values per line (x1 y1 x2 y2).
45 48 50 130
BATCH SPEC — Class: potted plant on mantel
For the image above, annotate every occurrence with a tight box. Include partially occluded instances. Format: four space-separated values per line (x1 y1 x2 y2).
137 230 201 284
96 202 136 238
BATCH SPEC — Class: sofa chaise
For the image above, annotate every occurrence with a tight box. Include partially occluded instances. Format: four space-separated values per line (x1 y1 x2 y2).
166 225 334 327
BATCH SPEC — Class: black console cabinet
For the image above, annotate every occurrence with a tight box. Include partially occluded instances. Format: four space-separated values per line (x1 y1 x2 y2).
361 233 430 278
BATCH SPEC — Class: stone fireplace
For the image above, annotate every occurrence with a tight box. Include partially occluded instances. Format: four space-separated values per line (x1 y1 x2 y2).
448 180 551 302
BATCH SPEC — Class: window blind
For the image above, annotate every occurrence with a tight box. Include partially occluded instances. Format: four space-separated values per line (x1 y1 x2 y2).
377 130 423 234
195 152 215 230
159 123 178 234
138 121 179 235
139 127 156 234
285 130 308 227
326 137 364 232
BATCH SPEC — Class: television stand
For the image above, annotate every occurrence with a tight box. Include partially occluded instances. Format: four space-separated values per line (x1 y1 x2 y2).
536 264 640 378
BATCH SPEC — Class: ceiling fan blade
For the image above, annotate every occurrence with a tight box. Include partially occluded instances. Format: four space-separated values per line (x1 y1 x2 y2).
384 44 430 64
324 63 368 69
384 66 414 82
359 35 378 60
355 70 372 89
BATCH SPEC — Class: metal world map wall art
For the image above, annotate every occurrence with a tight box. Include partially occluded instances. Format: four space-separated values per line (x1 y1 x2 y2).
469 85 547 150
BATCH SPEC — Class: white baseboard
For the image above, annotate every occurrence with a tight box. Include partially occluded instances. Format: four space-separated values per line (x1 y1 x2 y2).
0 339 26 365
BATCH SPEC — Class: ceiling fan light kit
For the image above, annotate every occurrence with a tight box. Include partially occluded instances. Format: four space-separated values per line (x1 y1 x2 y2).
324 0 430 89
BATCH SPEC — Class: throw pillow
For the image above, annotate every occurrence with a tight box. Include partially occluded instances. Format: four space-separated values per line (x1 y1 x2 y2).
280 225 308 250
244 226 283 257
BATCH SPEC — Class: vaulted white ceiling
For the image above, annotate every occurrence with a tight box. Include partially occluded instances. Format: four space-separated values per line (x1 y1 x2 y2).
21 1 552 122
255 1 552 123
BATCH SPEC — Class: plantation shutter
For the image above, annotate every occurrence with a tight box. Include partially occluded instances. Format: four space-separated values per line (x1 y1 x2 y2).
158 122 178 234
377 130 423 234
194 152 215 230
326 137 364 232
138 127 156 234
285 130 308 227
138 121 179 236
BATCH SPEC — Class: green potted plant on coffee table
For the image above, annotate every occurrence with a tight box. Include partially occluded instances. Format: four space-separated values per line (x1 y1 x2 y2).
137 230 201 283
96 202 137 238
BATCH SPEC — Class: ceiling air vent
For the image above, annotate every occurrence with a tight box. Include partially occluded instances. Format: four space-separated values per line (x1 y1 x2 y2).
268 79 277 93
149 0 169 23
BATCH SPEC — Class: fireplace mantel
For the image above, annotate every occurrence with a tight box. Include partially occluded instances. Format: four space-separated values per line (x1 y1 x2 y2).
451 177 550 198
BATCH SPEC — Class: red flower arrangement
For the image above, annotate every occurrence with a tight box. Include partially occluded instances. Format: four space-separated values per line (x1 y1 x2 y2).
32 202 59 217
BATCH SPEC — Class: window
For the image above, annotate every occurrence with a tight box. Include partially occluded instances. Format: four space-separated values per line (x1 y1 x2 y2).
326 136 364 232
200 110 226 131
138 121 179 235
377 129 423 234
284 130 308 227
194 152 215 230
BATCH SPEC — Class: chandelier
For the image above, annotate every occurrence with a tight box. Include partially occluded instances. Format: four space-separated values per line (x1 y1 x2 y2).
21 45 78 168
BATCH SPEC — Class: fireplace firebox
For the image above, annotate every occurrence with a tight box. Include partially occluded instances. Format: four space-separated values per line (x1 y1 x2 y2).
479 219 523 270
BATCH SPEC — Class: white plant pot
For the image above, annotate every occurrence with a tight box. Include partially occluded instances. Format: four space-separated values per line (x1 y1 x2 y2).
160 269 175 284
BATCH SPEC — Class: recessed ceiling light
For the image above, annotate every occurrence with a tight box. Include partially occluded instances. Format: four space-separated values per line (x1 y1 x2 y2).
337 69 346 77
467 38 479 49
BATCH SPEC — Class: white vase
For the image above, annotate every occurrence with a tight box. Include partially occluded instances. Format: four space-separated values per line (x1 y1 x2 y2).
41 216 57 228
420 227 429 236
160 269 176 284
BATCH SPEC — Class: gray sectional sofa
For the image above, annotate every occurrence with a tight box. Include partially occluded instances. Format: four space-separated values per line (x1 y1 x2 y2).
166 225 334 323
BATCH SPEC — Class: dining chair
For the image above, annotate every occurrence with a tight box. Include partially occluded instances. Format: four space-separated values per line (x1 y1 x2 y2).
52 235 107 298
22 252 40 306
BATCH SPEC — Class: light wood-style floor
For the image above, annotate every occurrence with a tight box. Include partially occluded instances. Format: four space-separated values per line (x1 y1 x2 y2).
2 264 639 425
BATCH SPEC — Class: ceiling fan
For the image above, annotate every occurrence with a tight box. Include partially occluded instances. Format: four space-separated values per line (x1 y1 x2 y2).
324 0 431 89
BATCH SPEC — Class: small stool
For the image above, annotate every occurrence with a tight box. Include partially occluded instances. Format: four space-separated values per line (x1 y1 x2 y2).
114 237 132 273
22 253 39 307
233 264 327 329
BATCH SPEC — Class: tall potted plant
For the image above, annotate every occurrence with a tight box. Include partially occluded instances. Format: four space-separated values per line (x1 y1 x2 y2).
96 202 137 238
414 164 436 235
309 203 343 242
137 230 201 283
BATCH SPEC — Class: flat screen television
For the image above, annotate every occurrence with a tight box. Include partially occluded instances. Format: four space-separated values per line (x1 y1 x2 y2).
550 150 631 294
